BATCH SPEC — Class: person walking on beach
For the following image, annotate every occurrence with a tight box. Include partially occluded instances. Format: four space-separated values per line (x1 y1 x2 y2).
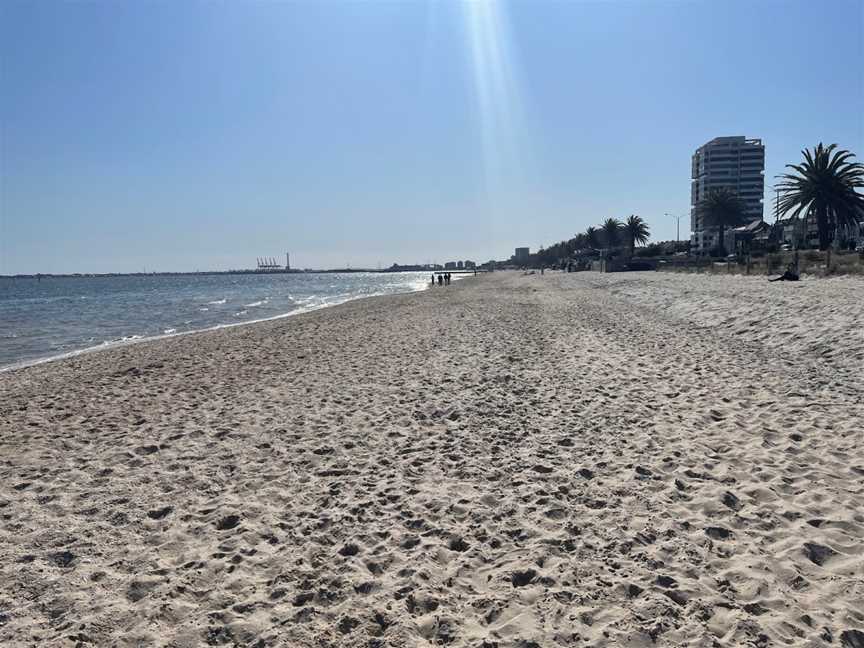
437 274 443 286
431 273 435 286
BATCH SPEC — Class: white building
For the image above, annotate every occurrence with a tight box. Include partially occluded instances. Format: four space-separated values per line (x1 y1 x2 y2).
691 136 765 253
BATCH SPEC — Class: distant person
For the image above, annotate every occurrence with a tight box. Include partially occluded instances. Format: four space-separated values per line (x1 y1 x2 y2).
437 274 443 286
446 273 451 285
431 273 435 286
769 263 800 282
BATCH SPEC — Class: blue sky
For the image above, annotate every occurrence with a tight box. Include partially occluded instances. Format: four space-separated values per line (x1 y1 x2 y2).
1 0 862 273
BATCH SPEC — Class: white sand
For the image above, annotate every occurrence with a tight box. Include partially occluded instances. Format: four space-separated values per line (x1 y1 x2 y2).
1 271 862 647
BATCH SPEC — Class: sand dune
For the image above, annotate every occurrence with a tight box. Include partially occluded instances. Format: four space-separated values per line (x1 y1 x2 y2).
1 271 862 647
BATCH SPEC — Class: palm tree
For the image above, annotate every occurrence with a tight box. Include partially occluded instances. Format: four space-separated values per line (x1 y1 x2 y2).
623 215 650 255
776 143 864 250
584 226 601 249
698 188 747 256
571 233 586 251
601 218 622 249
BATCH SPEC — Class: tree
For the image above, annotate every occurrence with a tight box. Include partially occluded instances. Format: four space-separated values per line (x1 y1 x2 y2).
698 188 747 256
623 215 650 255
601 218 622 249
776 143 864 250
571 233 587 253
584 226 601 249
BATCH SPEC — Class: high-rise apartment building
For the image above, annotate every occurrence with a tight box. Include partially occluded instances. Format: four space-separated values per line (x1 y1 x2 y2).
691 136 765 253
514 247 530 265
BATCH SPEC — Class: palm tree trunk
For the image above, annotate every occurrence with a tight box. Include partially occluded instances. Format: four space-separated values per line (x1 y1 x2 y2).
817 204 830 250
718 225 726 256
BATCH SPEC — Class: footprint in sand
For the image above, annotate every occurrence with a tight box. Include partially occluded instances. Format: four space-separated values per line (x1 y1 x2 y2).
803 542 837 566
147 506 173 519
338 543 360 557
215 514 240 530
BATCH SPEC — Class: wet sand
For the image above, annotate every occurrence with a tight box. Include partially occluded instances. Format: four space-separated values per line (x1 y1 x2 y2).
1 271 862 647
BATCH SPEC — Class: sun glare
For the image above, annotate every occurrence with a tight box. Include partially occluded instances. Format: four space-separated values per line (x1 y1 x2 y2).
462 0 533 201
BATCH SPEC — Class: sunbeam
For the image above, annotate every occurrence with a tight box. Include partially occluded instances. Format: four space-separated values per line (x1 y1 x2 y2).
462 0 534 204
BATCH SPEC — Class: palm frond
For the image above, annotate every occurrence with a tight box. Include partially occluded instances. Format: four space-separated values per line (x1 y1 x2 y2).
774 143 864 248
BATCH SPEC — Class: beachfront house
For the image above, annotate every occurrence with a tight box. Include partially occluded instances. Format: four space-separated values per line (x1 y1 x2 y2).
772 214 860 250
729 219 771 254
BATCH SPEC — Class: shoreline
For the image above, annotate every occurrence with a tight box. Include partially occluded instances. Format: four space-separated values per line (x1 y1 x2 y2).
0 278 437 374
1 271 862 647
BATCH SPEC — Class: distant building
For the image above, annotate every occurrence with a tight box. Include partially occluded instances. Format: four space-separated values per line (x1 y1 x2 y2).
464 260 476 269
514 247 530 265
729 219 771 253
444 261 457 270
774 214 862 250
386 263 430 272
457 260 464 270
691 136 764 253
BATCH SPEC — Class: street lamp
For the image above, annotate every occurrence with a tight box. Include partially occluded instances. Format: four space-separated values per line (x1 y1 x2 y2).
766 184 781 223
666 212 684 243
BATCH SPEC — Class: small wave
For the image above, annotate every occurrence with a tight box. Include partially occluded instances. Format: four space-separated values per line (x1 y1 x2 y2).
100 334 143 347
163 328 177 334
1 274 433 373
244 299 268 308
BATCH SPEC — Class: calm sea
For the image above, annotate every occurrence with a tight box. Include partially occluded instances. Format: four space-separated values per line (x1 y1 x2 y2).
0 271 433 370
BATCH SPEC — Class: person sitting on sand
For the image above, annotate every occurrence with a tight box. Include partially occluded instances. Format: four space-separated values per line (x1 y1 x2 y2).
769 263 799 282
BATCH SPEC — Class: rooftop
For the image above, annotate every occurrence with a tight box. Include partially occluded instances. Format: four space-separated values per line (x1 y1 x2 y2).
699 136 763 149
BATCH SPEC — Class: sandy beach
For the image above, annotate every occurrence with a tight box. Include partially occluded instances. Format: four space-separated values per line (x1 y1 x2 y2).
1 271 862 647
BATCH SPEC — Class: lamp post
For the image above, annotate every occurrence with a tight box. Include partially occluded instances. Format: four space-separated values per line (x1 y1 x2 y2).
666 212 684 243
766 184 781 223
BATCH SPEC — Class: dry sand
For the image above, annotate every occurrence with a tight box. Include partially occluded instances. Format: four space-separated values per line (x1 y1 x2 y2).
1 271 863 647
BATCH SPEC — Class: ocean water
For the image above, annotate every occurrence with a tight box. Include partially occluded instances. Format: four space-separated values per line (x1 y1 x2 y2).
0 271 433 370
